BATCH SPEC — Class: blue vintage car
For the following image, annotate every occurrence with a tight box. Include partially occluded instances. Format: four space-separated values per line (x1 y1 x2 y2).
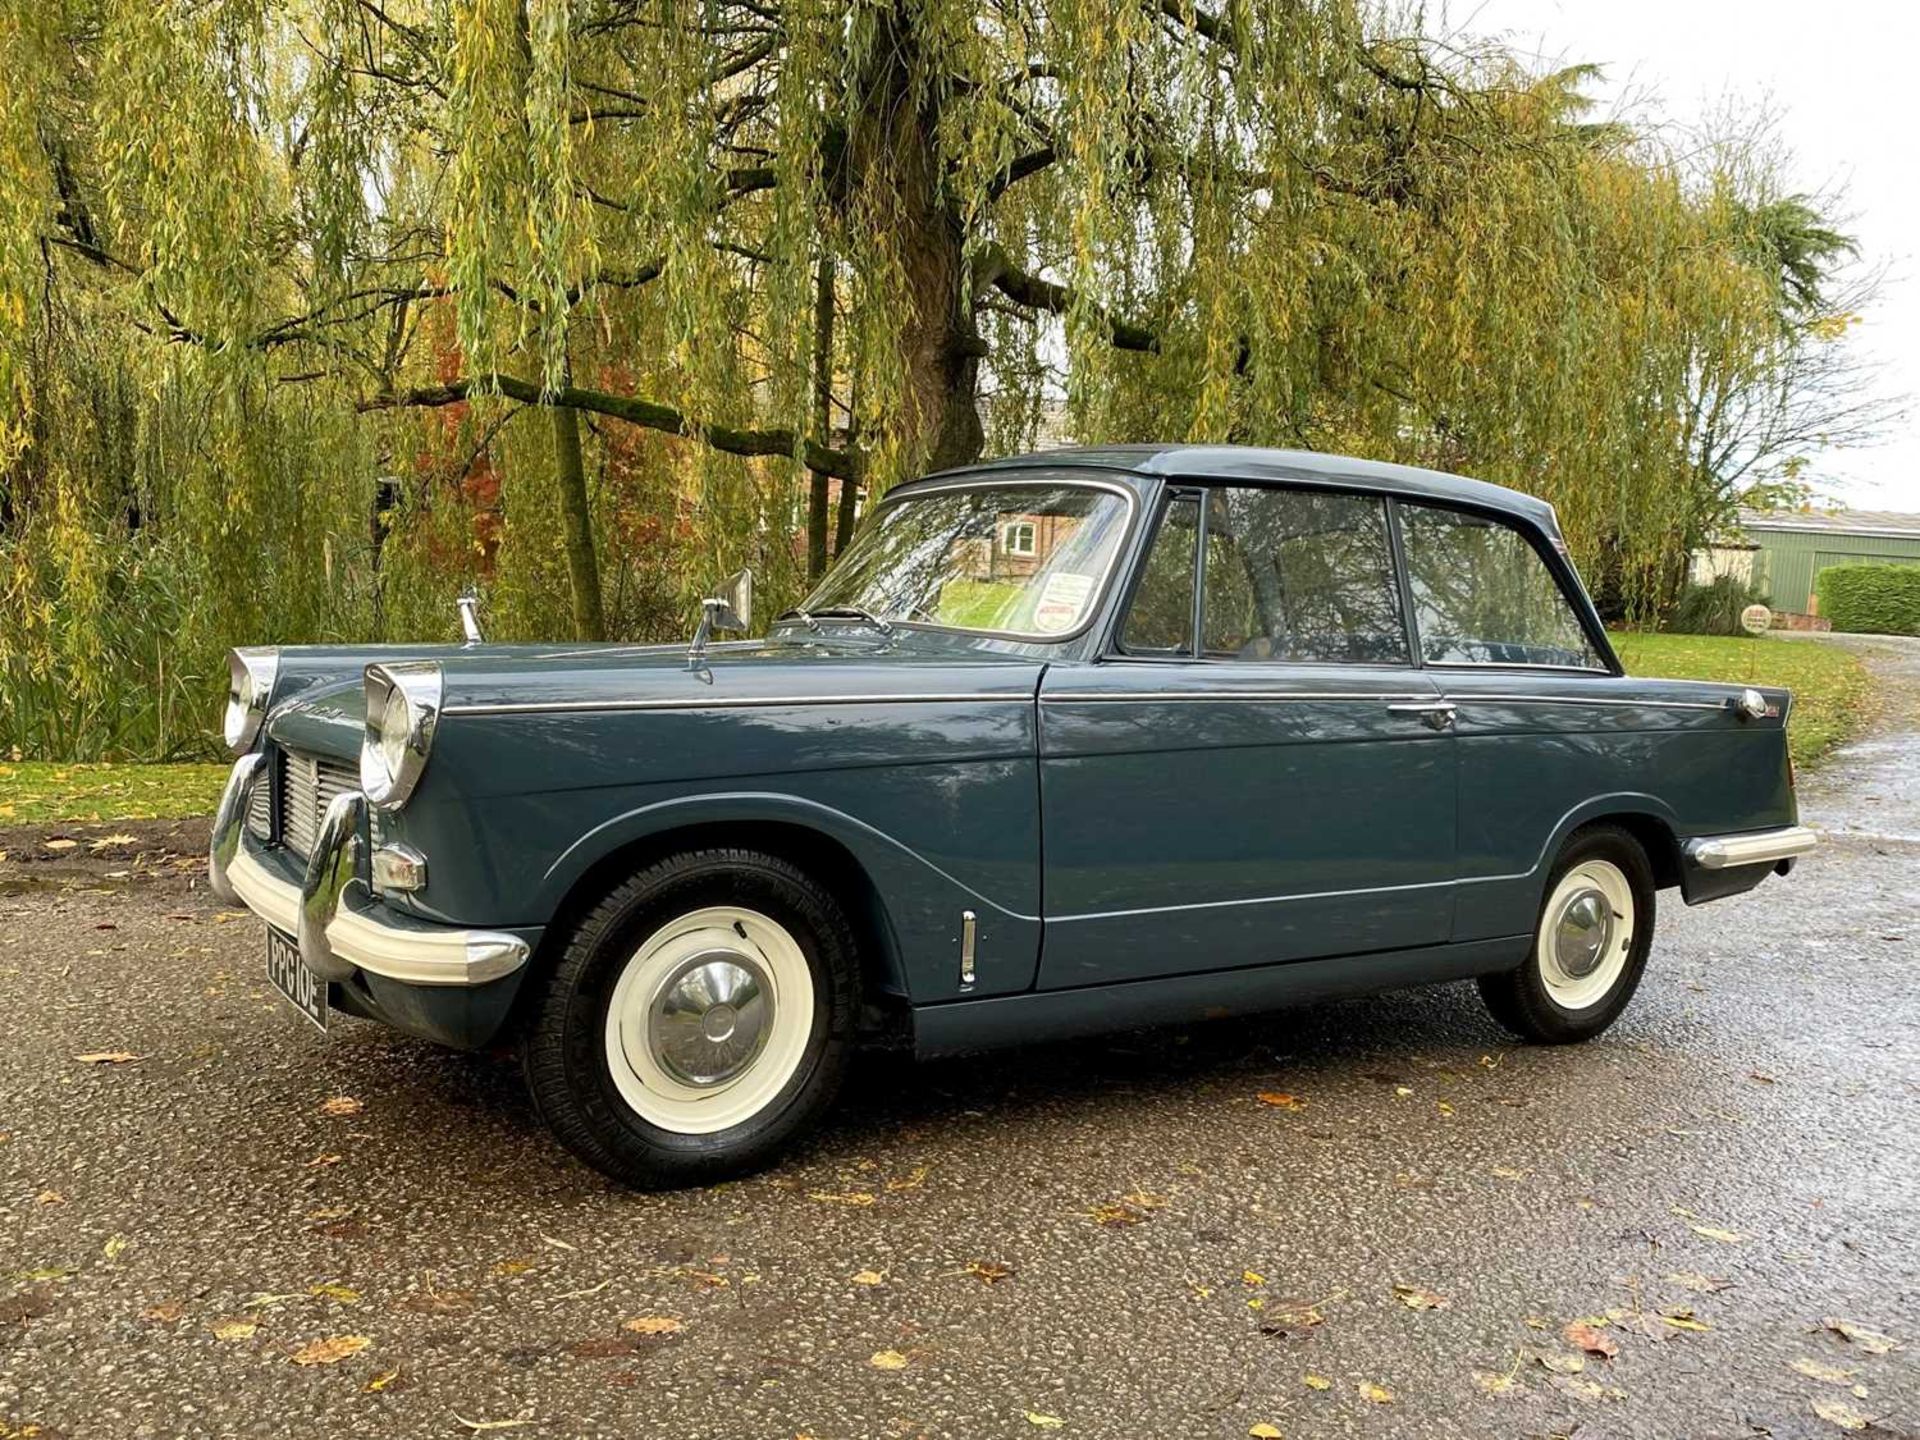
210 445 1814 1186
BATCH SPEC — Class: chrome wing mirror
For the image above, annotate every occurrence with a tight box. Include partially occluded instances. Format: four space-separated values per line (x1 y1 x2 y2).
687 568 753 668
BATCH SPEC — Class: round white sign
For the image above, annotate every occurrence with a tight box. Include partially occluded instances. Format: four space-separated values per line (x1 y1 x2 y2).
1739 603 1772 635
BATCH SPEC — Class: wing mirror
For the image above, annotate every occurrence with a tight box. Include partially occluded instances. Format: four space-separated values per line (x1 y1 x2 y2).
688 568 753 668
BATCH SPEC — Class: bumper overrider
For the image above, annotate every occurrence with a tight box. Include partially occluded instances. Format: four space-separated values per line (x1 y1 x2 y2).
208 753 531 991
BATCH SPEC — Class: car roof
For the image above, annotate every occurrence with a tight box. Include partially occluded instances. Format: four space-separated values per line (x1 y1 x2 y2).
911 444 1559 531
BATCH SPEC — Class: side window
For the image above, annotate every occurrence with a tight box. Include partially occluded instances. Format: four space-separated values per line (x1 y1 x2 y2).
1119 494 1199 653
1400 504 1602 668
1199 488 1408 663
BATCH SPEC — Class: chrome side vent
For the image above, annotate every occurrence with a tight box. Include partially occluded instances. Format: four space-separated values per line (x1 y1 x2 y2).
959 910 977 988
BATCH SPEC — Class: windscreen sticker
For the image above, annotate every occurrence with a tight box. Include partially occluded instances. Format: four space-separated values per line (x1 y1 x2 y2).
1032 571 1096 633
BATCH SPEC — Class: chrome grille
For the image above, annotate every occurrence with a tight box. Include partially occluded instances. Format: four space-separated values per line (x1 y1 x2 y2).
280 750 359 859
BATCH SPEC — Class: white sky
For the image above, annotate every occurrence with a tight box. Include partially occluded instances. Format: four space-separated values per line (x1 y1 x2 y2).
1447 0 1919 511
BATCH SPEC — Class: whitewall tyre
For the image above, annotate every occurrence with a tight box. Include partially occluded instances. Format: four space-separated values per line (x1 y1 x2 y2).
1478 824 1656 1044
522 849 857 1189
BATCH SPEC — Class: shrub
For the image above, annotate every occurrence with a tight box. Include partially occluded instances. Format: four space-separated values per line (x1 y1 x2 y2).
1669 575 1770 636
1818 564 1920 636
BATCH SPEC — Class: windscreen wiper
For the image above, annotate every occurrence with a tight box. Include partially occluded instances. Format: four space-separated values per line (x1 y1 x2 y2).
807 605 895 635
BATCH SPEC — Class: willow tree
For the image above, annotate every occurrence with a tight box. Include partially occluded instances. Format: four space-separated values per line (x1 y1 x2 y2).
0 0 1883 756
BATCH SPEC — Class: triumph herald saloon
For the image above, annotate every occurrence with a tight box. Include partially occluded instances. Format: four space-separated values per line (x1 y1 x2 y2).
210 445 1815 1187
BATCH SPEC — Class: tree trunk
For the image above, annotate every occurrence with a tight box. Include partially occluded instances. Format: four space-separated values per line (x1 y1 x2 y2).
807 253 835 581
848 5 984 475
550 399 606 641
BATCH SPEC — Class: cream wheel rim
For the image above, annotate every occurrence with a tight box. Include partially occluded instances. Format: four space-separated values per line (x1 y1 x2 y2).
604 906 814 1134
1536 860 1634 1010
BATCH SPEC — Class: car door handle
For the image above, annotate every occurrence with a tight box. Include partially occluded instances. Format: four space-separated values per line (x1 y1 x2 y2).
1388 701 1457 730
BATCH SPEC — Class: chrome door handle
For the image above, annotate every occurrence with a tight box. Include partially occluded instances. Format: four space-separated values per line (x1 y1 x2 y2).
1388 701 1456 730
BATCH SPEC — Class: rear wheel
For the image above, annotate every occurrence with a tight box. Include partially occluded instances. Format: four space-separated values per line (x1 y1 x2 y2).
522 849 857 1188
1478 824 1655 1043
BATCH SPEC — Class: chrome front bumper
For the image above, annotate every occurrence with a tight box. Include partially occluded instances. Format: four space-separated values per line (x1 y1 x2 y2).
208 755 529 988
1683 824 1820 870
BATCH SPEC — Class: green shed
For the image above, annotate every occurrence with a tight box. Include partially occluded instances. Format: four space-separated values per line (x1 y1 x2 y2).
1736 509 1920 615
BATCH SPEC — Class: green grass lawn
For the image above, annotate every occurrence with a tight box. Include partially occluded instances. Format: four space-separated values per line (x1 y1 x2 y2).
1610 631 1875 768
0 761 229 825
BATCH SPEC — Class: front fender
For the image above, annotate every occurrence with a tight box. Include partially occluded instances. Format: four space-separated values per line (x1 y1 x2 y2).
534 790 1041 1003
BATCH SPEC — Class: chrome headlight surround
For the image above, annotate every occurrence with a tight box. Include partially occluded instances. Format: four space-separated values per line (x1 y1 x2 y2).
361 661 443 809
223 647 280 754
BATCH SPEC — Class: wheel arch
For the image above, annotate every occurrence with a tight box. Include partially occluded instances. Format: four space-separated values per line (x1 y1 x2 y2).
530 805 911 1014
1535 794 1684 893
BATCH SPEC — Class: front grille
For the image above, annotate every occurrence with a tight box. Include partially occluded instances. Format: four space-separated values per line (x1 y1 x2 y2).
279 750 360 859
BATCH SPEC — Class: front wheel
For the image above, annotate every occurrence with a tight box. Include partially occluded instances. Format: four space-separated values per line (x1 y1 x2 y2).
521 849 858 1188
1478 824 1656 1044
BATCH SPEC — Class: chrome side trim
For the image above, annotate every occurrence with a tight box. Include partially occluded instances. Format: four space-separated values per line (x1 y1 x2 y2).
1052 874 1458 924
1684 826 1819 870
209 753 268 906
443 691 1034 717
1460 692 1730 712
1043 690 1431 704
226 831 529 987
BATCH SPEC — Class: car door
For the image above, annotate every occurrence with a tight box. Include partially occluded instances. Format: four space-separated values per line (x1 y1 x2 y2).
1036 483 1458 989
1392 500 1637 943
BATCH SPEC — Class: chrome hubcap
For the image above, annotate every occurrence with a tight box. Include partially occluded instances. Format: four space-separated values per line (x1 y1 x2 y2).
1552 887 1614 978
647 952 772 1087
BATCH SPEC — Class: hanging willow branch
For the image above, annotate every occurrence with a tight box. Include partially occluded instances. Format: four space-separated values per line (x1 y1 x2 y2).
361 374 864 479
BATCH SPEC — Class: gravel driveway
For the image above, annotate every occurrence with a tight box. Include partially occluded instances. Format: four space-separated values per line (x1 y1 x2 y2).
2 639 1915 1439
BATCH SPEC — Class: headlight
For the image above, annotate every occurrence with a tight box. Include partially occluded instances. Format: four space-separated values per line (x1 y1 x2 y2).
361 661 443 809
223 647 279 753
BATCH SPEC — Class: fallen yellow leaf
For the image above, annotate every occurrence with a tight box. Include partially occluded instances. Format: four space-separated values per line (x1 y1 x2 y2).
1242 1270 1266 1287
808 1189 876 1206
43 838 80 852
1491 1165 1529 1181
1249 1425 1283 1438
621 1316 684 1336
141 1301 186 1324
869 1349 910 1370
289 1334 371 1366
319 1096 363 1116
1256 1092 1306 1110
210 1319 259 1341
1812 1397 1872 1431
1823 1318 1900 1355
1392 1283 1447 1311
1303 1374 1331 1391
1661 1309 1712 1333
964 1260 1015 1284
851 1270 886 1286
74 1051 144 1064
1473 1369 1525 1396
364 1369 399 1392
1793 1357 1859 1385
1688 1224 1743 1244
1024 1416 1064 1430
310 1283 361 1304
1358 1381 1394 1404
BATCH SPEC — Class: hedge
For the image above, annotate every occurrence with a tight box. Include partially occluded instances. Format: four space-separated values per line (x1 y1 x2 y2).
1817 563 1920 636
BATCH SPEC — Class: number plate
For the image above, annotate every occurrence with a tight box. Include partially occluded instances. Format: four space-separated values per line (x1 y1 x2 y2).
265 927 328 1033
